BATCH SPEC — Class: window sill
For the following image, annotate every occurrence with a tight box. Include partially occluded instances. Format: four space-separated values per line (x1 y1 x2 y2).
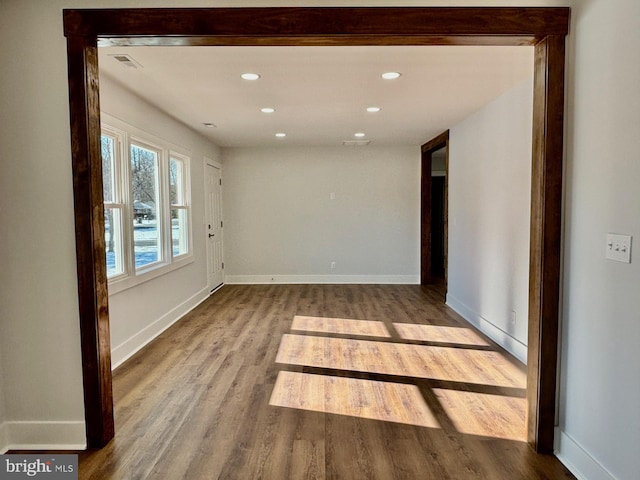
107 254 194 296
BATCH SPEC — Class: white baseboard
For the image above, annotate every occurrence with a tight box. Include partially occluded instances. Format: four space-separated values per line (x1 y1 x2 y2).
0 422 8 453
111 286 210 369
445 294 527 364
554 428 617 480
224 274 420 285
2 421 86 452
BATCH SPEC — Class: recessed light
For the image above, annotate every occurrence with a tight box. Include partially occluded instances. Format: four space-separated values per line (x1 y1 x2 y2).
275 133 286 138
354 132 366 138
261 107 276 113
202 122 216 128
366 107 382 113
381 72 401 80
241 73 260 81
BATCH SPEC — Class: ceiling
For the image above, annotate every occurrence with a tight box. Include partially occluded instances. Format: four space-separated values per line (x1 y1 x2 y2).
98 45 533 148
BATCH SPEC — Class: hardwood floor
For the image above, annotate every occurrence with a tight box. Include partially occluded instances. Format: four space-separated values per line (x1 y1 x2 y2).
78 284 575 479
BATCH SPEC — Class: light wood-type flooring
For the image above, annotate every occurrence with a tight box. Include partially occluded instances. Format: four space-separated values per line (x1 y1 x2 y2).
78 284 575 479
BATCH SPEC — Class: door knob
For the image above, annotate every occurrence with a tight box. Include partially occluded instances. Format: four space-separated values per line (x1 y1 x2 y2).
209 233 215 238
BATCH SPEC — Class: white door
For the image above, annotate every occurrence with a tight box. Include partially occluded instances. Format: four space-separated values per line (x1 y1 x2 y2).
205 163 224 291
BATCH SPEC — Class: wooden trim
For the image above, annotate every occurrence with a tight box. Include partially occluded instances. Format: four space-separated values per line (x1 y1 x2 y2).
65 35 114 447
421 130 450 154
63 7 569 42
62 7 568 452
444 141 450 292
527 34 566 453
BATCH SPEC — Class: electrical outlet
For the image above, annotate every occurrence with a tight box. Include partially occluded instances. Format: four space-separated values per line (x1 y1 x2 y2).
606 234 632 263
330 261 336 269
510 310 517 326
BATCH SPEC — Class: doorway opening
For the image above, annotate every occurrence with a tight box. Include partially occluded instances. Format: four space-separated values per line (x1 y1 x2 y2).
63 7 568 453
421 130 449 292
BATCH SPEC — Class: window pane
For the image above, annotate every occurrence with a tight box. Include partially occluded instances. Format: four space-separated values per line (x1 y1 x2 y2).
131 144 161 268
171 208 189 257
133 221 159 268
104 207 124 277
170 157 184 205
101 135 115 203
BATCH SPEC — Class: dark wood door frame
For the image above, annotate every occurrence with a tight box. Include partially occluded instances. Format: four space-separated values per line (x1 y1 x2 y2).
421 130 450 287
62 7 569 453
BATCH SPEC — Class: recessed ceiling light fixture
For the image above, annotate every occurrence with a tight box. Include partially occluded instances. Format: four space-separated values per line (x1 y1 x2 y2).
261 107 276 113
275 132 286 138
241 73 260 80
202 122 217 128
381 72 401 80
366 107 382 113
354 132 366 138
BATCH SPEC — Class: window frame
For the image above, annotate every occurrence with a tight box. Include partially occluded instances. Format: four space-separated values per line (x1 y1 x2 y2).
129 137 164 273
101 114 194 295
168 152 192 260
101 125 130 282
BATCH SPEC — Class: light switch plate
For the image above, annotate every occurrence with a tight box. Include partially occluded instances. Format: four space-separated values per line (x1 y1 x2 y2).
606 234 632 263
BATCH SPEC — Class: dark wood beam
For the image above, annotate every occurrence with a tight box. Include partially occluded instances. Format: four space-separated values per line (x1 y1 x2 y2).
66 35 114 447
527 34 566 453
64 7 569 46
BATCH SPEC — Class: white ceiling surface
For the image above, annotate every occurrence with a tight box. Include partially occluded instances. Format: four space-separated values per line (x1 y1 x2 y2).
98 46 534 148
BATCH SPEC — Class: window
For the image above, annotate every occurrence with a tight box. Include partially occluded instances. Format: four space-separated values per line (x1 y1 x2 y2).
130 142 161 270
101 130 126 279
170 155 190 258
100 117 193 291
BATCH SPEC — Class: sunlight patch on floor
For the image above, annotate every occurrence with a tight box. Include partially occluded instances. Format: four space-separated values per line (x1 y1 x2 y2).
393 323 490 346
292 315 391 338
275 334 526 388
434 388 526 441
270 371 440 428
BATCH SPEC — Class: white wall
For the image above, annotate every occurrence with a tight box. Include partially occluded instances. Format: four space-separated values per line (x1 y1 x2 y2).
0 0 87 450
222 146 420 284
555 1 640 479
446 77 533 363
0 357 7 453
99 75 221 367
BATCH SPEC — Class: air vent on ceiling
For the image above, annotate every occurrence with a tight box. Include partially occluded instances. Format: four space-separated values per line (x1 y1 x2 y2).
109 54 142 69
342 140 371 147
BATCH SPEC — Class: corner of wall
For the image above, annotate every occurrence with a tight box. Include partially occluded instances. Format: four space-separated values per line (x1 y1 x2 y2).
445 294 527 364
0 422 8 454
2 422 86 452
554 428 618 480
111 286 210 369
0 350 7 453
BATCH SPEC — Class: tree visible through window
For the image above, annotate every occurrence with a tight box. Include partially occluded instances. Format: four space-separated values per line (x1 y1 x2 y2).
102 133 125 278
130 143 161 269
170 156 189 257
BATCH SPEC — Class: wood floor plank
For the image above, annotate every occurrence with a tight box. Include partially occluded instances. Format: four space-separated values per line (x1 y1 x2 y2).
292 315 391 338
77 284 575 479
270 371 440 428
276 334 526 388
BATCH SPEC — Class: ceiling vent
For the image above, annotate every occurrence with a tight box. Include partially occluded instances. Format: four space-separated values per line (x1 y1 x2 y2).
109 54 142 69
342 140 371 147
